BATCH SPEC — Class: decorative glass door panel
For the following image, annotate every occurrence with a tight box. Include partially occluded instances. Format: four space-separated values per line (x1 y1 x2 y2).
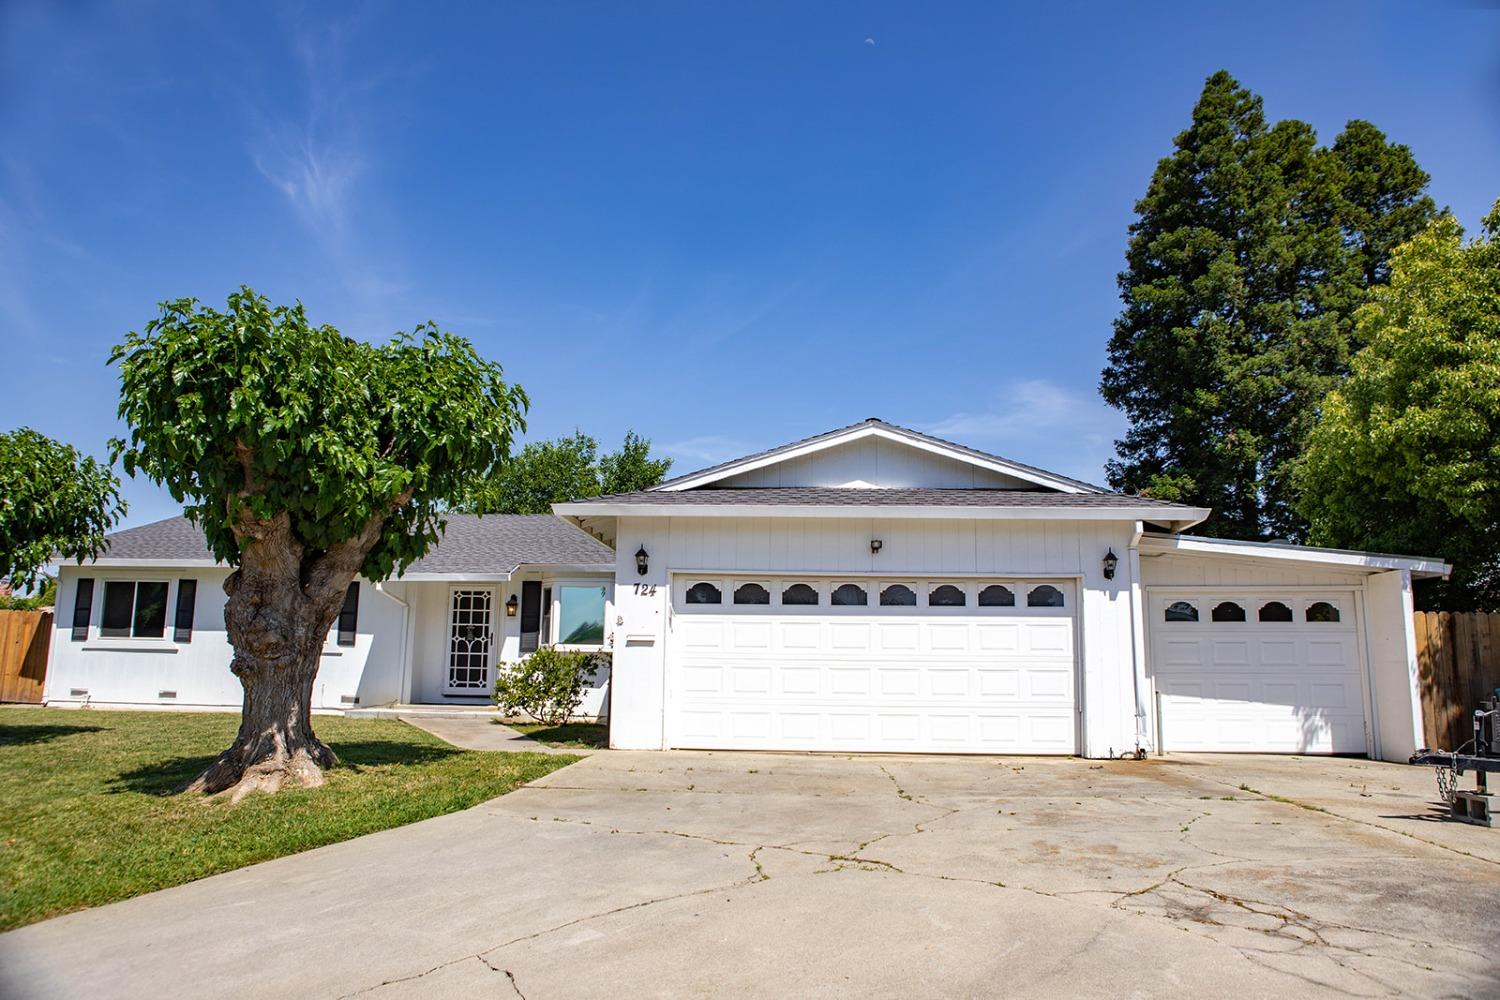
447 589 495 694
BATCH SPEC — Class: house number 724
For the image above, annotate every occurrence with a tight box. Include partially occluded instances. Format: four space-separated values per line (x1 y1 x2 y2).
633 583 657 596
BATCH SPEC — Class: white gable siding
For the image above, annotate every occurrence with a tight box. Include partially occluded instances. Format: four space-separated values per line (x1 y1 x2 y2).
606 514 1142 756
716 437 1035 489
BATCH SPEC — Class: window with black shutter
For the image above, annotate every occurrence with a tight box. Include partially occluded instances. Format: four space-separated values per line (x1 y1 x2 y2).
519 580 542 653
173 579 198 642
71 578 94 641
336 583 359 646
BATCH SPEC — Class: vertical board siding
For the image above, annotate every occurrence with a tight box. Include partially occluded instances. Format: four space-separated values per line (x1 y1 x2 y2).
1414 612 1500 751
0 610 52 703
718 438 1025 488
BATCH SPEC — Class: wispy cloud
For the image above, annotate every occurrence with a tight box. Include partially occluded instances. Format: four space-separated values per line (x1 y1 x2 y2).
918 379 1124 486
245 12 410 324
656 434 760 469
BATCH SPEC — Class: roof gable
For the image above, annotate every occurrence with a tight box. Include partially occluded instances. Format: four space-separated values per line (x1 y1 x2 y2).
653 418 1105 494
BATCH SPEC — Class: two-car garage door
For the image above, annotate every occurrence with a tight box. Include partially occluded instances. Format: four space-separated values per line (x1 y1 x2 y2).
1149 591 1368 754
665 575 1077 754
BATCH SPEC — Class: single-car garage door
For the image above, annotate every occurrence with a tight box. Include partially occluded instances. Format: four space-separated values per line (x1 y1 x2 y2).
666 575 1077 753
1149 590 1368 754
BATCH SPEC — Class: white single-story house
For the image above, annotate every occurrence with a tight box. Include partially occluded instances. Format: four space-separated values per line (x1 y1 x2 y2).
47 418 1448 761
44 514 617 717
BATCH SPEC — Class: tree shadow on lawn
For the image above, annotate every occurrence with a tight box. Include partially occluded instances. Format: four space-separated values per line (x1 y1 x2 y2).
108 740 466 796
0 723 105 747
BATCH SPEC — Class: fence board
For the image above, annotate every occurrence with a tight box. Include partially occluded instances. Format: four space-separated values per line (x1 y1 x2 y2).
1414 610 1500 752
0 610 51 704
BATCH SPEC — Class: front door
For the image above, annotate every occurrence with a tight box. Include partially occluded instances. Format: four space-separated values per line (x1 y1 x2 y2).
446 588 496 696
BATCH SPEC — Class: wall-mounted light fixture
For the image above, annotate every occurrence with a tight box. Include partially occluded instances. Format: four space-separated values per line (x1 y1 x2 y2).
505 594 519 617
870 539 883 555
635 545 649 576
1102 548 1119 580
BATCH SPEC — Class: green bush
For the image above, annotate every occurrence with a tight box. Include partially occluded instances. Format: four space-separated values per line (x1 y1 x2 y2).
494 647 606 725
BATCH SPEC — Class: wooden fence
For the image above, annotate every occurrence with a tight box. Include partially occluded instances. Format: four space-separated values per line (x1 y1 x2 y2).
0 610 52 704
1414 611 1500 751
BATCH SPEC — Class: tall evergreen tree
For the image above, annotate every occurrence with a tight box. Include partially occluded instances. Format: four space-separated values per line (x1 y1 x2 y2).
1100 71 1435 540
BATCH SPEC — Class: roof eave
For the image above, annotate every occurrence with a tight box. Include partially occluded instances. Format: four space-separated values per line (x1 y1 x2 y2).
67 558 224 570
555 500 1209 530
1139 534 1452 578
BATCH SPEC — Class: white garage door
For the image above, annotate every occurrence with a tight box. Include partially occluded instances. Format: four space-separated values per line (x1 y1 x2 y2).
1149 591 1367 754
666 576 1077 754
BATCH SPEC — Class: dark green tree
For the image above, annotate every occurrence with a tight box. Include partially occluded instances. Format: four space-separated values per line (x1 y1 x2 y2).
599 430 674 496
111 289 528 797
1100 71 1435 540
1296 207 1500 610
0 428 124 589
457 430 671 514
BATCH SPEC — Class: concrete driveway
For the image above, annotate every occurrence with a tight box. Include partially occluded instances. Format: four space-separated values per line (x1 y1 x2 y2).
3 750 1497 1000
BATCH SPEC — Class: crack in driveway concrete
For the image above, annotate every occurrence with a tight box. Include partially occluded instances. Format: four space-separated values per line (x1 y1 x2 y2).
7 751 1498 1000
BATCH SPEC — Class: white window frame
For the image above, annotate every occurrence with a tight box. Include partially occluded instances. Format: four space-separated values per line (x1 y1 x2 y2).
547 578 610 650
95 577 175 642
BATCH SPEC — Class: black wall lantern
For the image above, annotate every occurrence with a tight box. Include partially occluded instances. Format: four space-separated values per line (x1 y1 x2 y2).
635 545 649 576
505 593 519 617
870 539 883 555
1102 548 1119 580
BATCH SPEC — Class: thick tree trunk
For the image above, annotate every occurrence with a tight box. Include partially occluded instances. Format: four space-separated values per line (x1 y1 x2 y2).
184 635 339 801
185 512 348 800
187 469 410 800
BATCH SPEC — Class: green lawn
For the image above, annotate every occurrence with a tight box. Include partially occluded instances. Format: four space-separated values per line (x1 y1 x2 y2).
506 721 610 749
0 707 577 932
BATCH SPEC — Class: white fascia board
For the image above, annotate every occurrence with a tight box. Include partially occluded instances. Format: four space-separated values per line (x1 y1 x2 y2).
654 424 1098 494
516 563 615 575
397 563 613 582
555 500 1209 529
72 559 224 570
1139 534 1451 577
395 572 515 582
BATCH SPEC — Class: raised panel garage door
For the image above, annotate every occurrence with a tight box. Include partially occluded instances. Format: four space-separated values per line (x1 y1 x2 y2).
666 576 1077 754
1149 591 1367 754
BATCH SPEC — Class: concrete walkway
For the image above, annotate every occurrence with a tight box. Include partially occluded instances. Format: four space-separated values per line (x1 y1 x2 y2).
2 752 1496 999
397 714 593 755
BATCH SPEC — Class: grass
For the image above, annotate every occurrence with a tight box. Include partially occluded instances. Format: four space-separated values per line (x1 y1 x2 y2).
0 707 578 932
505 721 609 749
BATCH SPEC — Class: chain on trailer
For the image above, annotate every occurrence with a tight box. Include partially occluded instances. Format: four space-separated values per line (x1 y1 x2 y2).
1409 690 1499 828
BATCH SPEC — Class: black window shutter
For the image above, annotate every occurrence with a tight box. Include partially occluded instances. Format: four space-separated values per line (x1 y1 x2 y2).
336 583 359 646
71 578 94 642
173 579 197 643
519 580 542 653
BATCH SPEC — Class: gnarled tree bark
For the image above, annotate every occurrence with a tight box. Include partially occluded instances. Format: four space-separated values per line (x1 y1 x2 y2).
185 477 411 801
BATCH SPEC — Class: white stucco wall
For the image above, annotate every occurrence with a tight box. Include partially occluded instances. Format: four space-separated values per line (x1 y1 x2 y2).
406 574 612 718
607 515 1142 757
45 566 406 711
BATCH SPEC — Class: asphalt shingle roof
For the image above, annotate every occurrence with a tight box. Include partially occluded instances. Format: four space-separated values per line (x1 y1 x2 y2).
574 487 1198 511
651 417 1110 493
94 514 615 573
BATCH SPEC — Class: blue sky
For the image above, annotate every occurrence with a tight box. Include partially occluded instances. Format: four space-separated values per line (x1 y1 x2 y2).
3 2 1497 528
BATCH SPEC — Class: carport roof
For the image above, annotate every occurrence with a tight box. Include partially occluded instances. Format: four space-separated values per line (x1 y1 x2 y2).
79 514 616 578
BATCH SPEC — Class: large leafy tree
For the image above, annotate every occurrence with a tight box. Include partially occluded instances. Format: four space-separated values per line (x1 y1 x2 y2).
111 289 528 797
457 429 671 514
1296 207 1500 610
1100 71 1436 540
0 428 124 589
